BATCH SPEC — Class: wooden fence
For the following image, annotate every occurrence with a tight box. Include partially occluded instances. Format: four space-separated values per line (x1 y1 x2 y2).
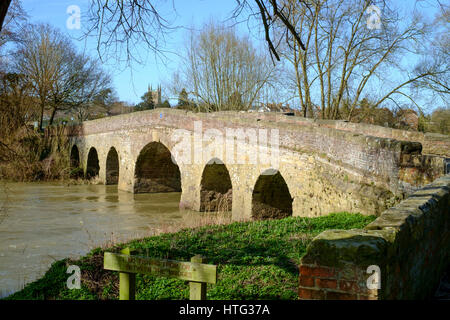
103 248 217 300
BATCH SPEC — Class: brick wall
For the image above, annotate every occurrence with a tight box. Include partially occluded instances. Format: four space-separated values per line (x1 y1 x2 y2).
298 174 450 300
299 264 378 300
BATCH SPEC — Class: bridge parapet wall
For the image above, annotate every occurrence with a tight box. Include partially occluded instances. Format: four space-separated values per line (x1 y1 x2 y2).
67 109 447 219
201 111 450 158
298 174 450 299
69 109 445 193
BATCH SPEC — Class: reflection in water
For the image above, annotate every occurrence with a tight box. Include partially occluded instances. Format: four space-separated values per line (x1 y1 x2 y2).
0 182 207 298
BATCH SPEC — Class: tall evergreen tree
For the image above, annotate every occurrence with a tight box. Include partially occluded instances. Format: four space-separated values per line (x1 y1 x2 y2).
135 86 155 111
178 88 189 107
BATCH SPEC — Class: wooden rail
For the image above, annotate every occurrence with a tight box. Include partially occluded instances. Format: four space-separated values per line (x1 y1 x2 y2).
103 248 217 300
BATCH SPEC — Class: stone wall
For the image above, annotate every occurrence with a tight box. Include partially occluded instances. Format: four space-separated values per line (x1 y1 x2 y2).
67 109 447 220
298 174 450 299
200 162 233 212
332 121 450 158
213 112 450 157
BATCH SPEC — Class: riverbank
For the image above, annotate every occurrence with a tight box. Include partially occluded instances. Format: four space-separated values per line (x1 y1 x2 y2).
0 125 78 182
4 212 375 300
1 183 226 297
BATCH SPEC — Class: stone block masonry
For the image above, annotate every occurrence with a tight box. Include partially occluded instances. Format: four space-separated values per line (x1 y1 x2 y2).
65 109 447 220
298 174 450 299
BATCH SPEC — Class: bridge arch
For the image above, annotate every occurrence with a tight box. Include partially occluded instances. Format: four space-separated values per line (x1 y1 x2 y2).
70 145 80 168
70 145 82 178
200 158 232 212
251 168 293 220
86 147 100 179
106 147 119 185
134 141 181 193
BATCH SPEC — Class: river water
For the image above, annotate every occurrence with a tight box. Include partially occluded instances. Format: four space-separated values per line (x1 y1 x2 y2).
0 182 211 298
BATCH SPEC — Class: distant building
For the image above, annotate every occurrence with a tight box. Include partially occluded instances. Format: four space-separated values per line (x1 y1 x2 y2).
248 105 271 113
148 85 162 106
248 103 300 116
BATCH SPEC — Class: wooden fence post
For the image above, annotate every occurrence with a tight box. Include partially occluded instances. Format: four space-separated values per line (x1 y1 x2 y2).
104 250 216 301
119 247 136 300
189 255 207 300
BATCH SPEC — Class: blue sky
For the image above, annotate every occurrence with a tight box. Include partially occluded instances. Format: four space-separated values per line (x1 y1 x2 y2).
20 0 252 105
18 0 443 109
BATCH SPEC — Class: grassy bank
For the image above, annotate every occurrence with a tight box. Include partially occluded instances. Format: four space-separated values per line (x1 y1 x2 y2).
5 212 375 300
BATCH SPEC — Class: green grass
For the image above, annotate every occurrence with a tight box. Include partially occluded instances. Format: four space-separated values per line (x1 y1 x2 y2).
4 212 375 300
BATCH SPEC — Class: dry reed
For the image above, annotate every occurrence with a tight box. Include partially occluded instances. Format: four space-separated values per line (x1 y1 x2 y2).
84 210 248 252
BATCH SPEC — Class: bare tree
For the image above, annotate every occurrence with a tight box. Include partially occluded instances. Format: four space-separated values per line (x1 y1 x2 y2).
15 23 113 128
0 0 25 42
0 0 309 66
84 0 175 65
274 0 448 119
15 24 69 130
0 0 27 62
0 72 35 141
409 3 449 110
176 21 276 111
0 0 11 33
83 0 308 65
46 41 82 126
233 0 307 61
0 71 37 177
69 58 113 122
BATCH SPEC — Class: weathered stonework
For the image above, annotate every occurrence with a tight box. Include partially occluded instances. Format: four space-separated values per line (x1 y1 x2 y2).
298 174 450 300
200 162 233 212
66 109 447 220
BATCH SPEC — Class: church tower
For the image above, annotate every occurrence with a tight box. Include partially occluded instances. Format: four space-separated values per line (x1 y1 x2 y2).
148 84 162 106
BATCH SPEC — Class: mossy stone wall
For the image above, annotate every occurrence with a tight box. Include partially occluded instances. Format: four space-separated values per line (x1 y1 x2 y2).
298 174 450 299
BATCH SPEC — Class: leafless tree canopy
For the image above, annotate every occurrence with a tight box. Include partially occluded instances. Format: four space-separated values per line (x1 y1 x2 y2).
83 0 308 64
171 21 276 111
411 3 449 106
0 0 26 59
0 0 11 33
15 24 113 129
272 0 449 119
84 0 174 64
234 0 307 61
0 0 448 120
15 24 68 130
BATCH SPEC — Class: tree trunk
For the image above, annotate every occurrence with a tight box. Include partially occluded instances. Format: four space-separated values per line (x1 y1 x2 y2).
0 0 11 32
38 100 45 131
49 107 57 126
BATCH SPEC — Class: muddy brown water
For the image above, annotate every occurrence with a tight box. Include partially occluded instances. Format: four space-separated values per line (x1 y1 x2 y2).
0 182 210 298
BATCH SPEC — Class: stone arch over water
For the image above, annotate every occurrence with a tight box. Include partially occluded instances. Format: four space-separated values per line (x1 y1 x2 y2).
252 169 293 220
106 147 119 185
86 147 100 179
70 145 80 169
200 158 232 212
134 141 181 193
70 145 82 178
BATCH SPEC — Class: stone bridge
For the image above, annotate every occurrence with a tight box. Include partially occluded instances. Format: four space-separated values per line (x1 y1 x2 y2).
67 109 449 220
